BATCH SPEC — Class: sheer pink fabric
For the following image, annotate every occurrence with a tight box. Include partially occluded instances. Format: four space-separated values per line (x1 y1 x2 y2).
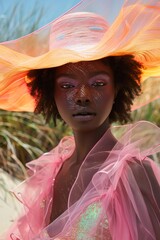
0 0 160 112
2 121 160 240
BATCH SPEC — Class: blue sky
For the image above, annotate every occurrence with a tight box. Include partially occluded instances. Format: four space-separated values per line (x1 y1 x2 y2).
0 0 124 40
0 0 81 28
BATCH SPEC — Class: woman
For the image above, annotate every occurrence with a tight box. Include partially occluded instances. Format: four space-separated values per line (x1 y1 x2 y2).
0 0 160 239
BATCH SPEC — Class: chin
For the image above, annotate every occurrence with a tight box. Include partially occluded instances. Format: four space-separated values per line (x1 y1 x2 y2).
72 120 110 133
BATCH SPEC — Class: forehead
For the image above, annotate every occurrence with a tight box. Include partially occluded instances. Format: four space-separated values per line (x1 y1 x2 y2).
55 59 113 76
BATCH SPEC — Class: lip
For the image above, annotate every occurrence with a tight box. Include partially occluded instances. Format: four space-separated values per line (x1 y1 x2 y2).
72 112 96 121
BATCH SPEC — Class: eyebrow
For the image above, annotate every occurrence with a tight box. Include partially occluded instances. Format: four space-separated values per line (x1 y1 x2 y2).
55 73 76 80
89 70 112 78
55 70 112 80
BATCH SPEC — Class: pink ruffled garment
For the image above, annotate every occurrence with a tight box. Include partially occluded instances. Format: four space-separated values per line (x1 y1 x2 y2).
3 121 160 240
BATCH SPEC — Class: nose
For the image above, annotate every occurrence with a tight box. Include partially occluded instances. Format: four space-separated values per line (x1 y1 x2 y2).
75 85 91 106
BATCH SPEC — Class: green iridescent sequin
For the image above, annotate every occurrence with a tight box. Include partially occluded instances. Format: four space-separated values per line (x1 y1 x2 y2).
50 201 111 240
76 201 103 240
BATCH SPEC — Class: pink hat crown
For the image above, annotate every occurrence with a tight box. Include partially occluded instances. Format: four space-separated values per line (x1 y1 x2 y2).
49 12 109 51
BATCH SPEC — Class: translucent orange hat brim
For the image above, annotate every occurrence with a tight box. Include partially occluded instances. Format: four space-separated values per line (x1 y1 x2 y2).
0 0 160 112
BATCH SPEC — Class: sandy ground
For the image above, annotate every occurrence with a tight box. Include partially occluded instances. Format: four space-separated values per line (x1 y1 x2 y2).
0 169 22 235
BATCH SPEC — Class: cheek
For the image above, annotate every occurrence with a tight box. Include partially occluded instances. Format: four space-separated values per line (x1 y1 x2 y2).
65 90 77 104
54 99 68 121
54 92 73 118
92 91 103 103
94 87 115 105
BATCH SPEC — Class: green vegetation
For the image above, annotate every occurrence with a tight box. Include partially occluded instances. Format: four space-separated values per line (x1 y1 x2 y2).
0 111 71 180
131 99 160 127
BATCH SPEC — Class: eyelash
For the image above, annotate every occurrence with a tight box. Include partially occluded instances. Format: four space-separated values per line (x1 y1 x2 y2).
61 83 75 89
60 80 108 89
92 81 107 87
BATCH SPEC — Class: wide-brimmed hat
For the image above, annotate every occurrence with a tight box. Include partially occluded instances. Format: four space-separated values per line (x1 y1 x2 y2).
0 0 160 112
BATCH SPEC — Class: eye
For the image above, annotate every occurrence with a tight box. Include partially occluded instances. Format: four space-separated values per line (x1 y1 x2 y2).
90 73 112 87
92 81 106 87
60 83 75 89
56 76 76 89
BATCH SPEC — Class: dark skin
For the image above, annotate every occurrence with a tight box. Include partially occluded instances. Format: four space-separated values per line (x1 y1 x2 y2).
50 60 116 221
49 60 160 240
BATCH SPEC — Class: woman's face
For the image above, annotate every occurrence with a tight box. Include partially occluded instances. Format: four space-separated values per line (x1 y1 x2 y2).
54 60 115 132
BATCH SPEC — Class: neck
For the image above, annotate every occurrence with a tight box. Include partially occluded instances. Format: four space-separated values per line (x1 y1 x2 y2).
72 122 111 164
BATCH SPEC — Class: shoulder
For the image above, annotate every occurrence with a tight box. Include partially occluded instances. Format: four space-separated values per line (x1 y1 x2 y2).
26 135 75 175
128 157 160 184
127 157 160 198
